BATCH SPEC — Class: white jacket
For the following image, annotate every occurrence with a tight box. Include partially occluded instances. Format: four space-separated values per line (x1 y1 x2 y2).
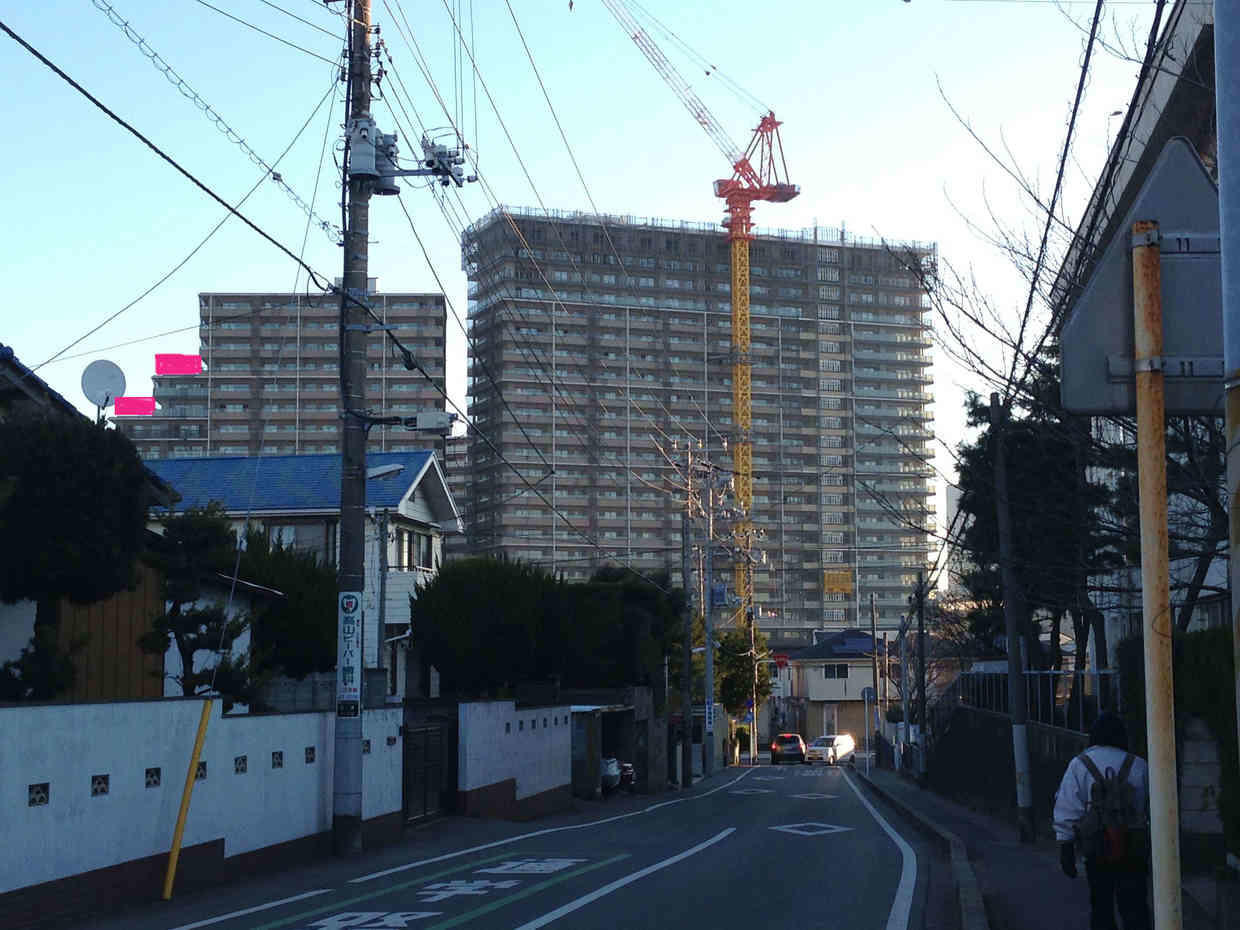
1052 745 1149 843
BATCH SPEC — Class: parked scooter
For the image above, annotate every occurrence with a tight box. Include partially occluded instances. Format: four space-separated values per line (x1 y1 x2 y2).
619 761 636 792
601 757 621 792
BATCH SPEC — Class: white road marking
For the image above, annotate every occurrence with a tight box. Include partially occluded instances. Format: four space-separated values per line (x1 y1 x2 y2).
475 858 586 875
842 770 917 930
728 788 775 795
510 828 737 930
164 888 334 930
349 769 754 884
790 793 839 800
769 822 854 836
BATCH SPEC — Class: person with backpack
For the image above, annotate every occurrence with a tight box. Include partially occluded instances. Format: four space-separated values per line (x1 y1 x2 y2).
1053 713 1151 930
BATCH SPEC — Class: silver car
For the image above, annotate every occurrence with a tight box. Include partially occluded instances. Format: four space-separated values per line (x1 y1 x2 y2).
806 734 855 765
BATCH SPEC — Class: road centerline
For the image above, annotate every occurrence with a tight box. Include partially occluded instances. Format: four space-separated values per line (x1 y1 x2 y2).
247 852 520 930
509 828 737 930
421 853 630 929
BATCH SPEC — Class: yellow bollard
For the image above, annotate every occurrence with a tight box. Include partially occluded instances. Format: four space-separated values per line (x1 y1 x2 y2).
162 698 213 900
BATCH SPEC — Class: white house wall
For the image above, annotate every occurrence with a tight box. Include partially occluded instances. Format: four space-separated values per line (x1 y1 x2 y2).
797 662 871 702
458 701 571 801
0 700 403 895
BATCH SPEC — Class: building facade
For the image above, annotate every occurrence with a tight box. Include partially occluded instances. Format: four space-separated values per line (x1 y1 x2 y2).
114 282 447 458
460 207 935 641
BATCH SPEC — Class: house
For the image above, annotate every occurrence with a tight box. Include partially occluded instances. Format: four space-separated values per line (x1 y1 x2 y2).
0 343 179 701
777 631 883 740
143 451 462 701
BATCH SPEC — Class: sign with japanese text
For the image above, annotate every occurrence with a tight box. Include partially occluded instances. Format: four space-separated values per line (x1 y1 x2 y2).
337 591 362 717
705 699 715 734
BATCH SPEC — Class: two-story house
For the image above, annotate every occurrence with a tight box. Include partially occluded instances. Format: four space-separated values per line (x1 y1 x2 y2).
144 451 461 700
779 631 880 740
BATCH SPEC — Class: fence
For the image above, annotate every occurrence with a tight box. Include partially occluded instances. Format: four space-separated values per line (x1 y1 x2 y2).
951 669 1120 734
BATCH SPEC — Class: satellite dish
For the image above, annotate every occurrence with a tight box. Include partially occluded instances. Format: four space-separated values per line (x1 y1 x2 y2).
81 359 126 409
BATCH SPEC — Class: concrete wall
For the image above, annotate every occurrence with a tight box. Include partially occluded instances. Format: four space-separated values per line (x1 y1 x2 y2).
0 700 403 899
457 701 571 819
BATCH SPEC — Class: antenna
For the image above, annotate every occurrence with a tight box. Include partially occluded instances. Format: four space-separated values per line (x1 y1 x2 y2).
81 359 126 424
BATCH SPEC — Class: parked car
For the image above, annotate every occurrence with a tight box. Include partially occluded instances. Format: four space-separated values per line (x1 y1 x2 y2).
807 733 855 765
769 732 807 764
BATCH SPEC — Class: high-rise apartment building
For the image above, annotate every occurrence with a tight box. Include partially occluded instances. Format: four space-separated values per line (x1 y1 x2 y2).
114 283 447 459
460 207 936 642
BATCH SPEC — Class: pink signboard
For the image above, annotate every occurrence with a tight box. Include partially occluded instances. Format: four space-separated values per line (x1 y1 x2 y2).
155 353 202 375
115 396 156 416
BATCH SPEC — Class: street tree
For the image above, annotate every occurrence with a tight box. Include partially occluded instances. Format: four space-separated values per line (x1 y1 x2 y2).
715 626 771 718
0 411 149 699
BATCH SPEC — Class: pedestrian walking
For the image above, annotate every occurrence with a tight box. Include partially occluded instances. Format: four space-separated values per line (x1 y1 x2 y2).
1053 712 1151 930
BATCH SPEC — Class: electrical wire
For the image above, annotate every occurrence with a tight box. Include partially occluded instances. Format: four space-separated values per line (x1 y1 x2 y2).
191 0 340 64
92 0 342 242
31 77 340 373
256 0 340 38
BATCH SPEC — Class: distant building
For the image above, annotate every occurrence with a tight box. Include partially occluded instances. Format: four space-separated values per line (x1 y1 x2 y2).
460 207 936 642
114 281 447 459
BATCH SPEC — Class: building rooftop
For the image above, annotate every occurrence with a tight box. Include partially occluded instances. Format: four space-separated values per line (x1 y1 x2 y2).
465 205 937 255
145 451 434 514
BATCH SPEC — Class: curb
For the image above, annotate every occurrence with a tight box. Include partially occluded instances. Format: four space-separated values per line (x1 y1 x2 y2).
854 769 990 930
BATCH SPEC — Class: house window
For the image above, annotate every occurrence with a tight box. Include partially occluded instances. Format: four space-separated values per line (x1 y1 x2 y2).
417 533 434 570
823 664 849 679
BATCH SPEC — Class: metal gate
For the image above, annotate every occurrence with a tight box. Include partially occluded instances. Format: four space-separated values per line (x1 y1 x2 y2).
403 724 444 822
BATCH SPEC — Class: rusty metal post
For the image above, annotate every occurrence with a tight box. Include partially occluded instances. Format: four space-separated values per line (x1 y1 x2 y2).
1132 218 1182 930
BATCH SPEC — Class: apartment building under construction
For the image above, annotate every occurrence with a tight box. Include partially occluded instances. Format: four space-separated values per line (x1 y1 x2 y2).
459 207 936 644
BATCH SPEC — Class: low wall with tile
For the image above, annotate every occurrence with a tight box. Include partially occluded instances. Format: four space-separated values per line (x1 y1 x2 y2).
457 700 571 819
0 699 403 929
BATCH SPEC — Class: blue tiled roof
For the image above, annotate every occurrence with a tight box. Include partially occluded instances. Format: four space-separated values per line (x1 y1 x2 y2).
145 451 432 513
789 631 876 661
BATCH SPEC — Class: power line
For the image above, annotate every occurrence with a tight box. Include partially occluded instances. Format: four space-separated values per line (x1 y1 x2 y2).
32 76 340 372
191 0 340 64
1002 0 1105 405
92 0 342 242
256 0 340 38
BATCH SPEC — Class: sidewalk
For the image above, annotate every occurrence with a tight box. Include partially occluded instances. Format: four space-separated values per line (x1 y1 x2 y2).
857 766 1223 930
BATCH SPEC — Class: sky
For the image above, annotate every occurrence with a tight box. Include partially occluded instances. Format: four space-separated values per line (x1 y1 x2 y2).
0 0 1157 532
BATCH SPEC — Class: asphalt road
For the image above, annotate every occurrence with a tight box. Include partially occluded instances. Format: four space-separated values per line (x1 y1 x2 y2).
85 764 935 930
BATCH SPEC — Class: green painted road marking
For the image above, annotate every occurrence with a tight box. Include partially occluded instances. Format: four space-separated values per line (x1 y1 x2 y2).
248 852 519 930
423 854 631 930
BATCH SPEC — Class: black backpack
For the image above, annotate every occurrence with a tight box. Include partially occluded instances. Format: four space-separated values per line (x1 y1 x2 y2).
1073 752 1148 865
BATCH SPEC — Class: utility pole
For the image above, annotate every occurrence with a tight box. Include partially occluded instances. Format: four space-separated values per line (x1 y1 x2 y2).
334 0 372 858
990 393 1035 842
1216 7 1240 913
915 573 927 786
900 616 910 771
869 592 879 736
881 631 888 715
681 502 694 788
748 606 758 764
703 480 715 777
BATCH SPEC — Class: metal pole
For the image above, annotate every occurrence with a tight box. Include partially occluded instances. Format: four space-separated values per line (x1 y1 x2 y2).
901 619 910 770
990 393 1035 842
749 606 758 764
681 505 694 788
1132 218 1182 930
1217 0 1240 873
334 0 371 859
881 631 889 715
704 482 715 777
870 592 879 716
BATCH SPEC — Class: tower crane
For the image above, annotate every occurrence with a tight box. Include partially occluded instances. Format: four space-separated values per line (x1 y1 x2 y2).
602 1 799 620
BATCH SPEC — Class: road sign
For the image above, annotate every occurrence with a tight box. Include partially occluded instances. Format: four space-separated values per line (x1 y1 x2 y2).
705 699 715 734
336 591 362 717
1061 137 1222 415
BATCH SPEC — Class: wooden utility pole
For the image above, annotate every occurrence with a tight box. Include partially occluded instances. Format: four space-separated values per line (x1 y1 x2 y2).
990 393 1035 842
333 0 371 858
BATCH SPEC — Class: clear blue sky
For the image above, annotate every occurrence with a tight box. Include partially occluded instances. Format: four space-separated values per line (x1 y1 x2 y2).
1 0 1154 517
